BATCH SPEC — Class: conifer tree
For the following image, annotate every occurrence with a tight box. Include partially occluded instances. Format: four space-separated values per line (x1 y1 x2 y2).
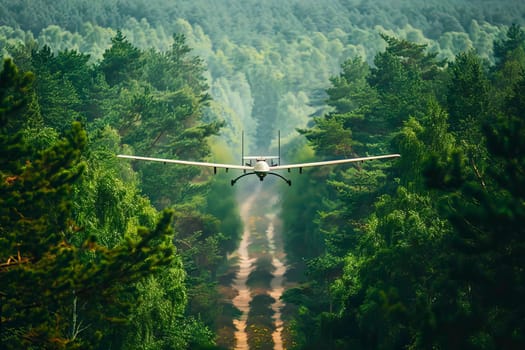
99 30 142 86
0 58 176 349
424 64 525 350
494 23 525 69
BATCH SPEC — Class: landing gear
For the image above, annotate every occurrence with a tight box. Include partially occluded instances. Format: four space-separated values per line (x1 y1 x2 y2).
266 172 292 186
230 172 292 186
231 172 256 186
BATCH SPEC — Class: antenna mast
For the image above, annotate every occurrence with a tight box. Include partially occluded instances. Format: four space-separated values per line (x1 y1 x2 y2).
278 130 281 166
241 130 244 166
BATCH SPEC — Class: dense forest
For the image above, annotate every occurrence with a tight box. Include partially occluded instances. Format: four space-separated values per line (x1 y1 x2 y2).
281 26 525 349
1 1 525 349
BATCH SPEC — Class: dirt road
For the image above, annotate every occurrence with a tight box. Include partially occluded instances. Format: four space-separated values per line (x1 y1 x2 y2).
220 190 289 349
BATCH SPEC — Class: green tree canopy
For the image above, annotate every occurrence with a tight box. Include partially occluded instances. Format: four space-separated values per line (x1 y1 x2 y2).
0 58 178 349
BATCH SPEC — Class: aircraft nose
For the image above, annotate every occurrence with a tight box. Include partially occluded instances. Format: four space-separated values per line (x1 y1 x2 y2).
254 161 270 172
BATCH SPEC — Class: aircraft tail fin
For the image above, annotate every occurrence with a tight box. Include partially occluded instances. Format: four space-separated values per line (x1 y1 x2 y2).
243 156 279 160
240 130 281 164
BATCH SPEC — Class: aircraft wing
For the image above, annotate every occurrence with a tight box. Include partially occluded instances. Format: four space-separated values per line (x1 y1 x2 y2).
117 154 252 171
270 154 400 171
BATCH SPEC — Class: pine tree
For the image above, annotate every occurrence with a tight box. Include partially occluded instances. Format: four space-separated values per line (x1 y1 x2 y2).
0 58 176 349
99 30 142 86
1 57 90 345
424 65 525 350
494 23 525 69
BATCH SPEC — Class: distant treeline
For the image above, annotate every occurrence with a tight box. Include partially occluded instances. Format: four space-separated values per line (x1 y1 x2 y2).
1 1 518 152
1 0 524 43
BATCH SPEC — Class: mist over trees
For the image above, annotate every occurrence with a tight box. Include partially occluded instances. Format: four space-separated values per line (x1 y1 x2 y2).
1 0 523 150
1 1 524 42
1 1 525 349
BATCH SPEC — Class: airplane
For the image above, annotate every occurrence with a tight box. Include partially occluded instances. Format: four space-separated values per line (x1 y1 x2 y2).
118 132 400 186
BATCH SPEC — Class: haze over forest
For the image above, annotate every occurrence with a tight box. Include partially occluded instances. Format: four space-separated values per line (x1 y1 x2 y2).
2 0 525 151
1 1 524 349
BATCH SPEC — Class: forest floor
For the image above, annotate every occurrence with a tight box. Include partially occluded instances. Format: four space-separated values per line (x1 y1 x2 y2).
216 188 295 350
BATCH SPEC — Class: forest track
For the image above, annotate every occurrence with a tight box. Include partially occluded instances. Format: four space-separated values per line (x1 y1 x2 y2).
231 193 257 350
220 189 289 350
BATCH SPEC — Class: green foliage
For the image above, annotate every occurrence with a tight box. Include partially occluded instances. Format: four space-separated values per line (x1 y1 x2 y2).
72 126 157 247
93 31 222 209
1 0 519 152
3 3 525 349
283 25 525 350
99 30 142 86
280 145 328 262
0 111 173 348
446 50 491 138
369 34 444 129
494 23 525 67
121 264 216 350
1 25 225 348
0 58 34 129
0 60 191 349
205 174 242 253
422 73 525 349
491 24 525 111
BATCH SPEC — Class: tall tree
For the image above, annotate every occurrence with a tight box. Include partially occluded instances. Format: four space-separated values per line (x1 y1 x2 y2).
493 23 525 69
0 58 177 349
446 50 491 138
423 65 525 350
445 50 492 193
492 24 525 111
99 30 142 86
368 34 444 130
27 46 83 132
0 58 34 133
